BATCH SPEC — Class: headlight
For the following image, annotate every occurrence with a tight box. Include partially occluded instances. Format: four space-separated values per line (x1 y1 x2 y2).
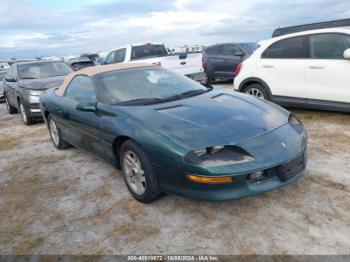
24 89 43 103
185 145 254 166
25 89 43 96
193 146 224 156
289 114 304 134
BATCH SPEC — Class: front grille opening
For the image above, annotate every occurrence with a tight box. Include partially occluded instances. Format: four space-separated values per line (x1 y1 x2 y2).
30 103 40 109
247 154 305 184
247 168 277 184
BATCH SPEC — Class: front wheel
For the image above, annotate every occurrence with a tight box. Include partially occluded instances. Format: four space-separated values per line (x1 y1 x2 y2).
5 95 17 114
48 116 71 149
243 83 269 100
19 101 34 125
203 74 214 84
120 140 161 203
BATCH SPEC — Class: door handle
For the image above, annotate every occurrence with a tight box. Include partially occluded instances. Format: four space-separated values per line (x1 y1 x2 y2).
262 65 274 68
309 65 325 69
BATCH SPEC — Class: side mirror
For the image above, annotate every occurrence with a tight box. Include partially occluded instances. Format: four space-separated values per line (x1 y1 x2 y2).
234 51 245 57
343 48 350 59
5 76 16 82
76 102 97 112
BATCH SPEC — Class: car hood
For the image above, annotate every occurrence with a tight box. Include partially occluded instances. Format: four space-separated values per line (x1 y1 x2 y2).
120 90 290 149
18 75 66 90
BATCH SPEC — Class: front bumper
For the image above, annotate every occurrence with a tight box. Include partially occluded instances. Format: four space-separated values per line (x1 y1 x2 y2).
154 121 307 201
25 95 43 118
28 103 42 117
157 151 307 201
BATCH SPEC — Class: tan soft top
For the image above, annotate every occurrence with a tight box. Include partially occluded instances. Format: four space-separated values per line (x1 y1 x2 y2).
56 63 153 96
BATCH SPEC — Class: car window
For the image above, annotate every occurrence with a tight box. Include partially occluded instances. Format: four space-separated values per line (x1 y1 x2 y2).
65 75 96 103
205 45 223 55
105 51 116 64
0 71 6 80
222 45 242 56
115 48 126 63
310 33 350 59
6 66 12 78
262 36 307 59
131 44 168 60
240 42 259 53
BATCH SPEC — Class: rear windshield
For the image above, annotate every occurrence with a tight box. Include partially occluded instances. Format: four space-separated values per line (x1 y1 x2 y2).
131 44 168 60
240 43 258 53
18 62 72 79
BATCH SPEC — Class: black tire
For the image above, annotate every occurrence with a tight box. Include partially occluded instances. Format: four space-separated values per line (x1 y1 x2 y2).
18 100 34 125
243 83 270 100
48 115 71 150
203 74 214 84
120 140 161 203
5 95 17 114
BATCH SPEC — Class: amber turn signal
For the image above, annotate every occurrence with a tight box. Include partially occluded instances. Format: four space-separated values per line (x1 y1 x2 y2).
186 174 233 184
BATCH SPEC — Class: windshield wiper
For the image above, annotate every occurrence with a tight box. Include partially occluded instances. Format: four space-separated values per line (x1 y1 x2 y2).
116 98 164 106
115 87 212 106
164 86 213 101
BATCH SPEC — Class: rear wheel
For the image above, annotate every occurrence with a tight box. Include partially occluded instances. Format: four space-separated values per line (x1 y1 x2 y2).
243 83 269 100
19 101 34 125
5 95 17 114
203 74 214 84
120 140 161 203
48 116 71 149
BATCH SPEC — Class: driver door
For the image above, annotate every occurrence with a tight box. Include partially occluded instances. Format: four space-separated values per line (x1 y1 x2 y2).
61 75 103 155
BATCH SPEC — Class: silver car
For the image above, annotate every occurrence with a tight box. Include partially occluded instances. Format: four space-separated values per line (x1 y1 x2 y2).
0 70 7 102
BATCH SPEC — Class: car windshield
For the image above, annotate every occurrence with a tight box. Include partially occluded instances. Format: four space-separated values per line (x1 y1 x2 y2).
240 42 258 53
94 67 210 105
18 62 72 79
131 44 168 60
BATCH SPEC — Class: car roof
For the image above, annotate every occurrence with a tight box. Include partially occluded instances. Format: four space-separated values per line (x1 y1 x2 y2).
260 27 350 47
68 57 92 63
109 43 164 52
15 60 64 66
56 63 153 96
67 60 93 65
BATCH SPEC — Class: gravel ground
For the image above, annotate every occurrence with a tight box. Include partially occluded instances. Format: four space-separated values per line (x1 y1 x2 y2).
0 85 350 255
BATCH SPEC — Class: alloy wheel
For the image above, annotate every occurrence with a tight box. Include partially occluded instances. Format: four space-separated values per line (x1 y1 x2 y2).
5 97 10 113
19 103 28 123
122 150 146 195
49 118 60 146
246 88 265 99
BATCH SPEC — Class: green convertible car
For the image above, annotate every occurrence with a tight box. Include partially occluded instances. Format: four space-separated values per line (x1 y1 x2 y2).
40 63 307 203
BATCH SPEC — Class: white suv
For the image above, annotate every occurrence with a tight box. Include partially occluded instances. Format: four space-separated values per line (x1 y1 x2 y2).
234 28 350 112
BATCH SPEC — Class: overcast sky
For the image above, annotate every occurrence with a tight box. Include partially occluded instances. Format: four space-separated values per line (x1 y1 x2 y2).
1 0 350 59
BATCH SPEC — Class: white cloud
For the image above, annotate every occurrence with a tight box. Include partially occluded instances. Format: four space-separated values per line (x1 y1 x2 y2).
1 0 350 58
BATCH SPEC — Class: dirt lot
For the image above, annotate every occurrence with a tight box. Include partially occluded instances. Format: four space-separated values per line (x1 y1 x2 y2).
0 87 350 255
